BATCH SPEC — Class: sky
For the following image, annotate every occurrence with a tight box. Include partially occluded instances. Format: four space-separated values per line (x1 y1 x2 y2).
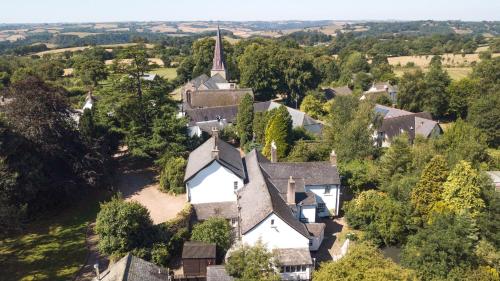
0 0 499 23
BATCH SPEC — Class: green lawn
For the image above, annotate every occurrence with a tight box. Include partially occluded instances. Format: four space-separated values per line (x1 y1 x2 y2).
150 67 177 80
0 191 106 281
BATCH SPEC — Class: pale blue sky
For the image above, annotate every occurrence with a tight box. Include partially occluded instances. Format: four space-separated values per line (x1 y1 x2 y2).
1 0 498 23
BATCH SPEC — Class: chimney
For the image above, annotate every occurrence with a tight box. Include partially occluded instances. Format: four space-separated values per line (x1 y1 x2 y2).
212 127 219 146
93 263 100 280
287 176 296 205
270 141 278 163
330 150 337 166
212 145 219 160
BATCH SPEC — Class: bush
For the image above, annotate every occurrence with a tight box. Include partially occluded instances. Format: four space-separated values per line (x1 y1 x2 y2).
159 156 187 194
151 243 170 267
191 217 232 258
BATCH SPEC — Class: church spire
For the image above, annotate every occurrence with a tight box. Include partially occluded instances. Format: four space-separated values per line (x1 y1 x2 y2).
211 25 227 79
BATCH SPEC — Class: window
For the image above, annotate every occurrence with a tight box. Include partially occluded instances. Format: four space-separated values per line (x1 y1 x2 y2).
309 239 313 247
317 203 326 212
271 219 275 226
324 186 331 195
280 267 284 273
234 181 238 190
231 218 238 225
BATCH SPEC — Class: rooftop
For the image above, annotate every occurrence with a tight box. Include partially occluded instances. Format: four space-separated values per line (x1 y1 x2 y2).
182 241 216 259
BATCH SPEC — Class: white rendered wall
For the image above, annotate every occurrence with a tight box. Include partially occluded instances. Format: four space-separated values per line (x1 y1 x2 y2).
280 268 311 280
306 185 340 217
309 228 324 251
186 161 243 204
242 213 309 250
300 205 316 223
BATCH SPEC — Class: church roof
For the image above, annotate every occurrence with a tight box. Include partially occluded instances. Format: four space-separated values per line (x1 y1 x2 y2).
212 26 225 72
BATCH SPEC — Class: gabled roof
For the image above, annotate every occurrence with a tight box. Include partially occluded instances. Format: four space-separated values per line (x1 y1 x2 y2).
379 113 440 141
184 137 245 182
189 89 253 108
185 105 239 125
95 254 167 281
203 73 228 89
375 104 414 119
193 202 238 220
254 101 320 129
207 265 234 281
188 74 210 89
260 162 340 186
323 86 353 99
238 150 310 239
274 248 313 266
182 241 216 259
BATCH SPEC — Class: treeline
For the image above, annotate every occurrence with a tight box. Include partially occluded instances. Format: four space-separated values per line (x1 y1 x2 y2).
280 30 332 45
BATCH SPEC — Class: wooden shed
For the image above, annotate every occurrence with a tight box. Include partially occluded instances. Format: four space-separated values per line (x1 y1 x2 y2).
182 241 216 277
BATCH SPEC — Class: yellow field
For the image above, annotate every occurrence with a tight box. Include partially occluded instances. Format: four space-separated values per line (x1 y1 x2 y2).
394 66 472 80
34 43 155 56
60 32 101 38
105 58 164 66
388 53 500 68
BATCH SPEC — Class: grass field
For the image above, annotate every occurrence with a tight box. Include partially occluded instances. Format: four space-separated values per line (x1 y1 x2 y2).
388 53 500 68
394 66 472 80
0 191 106 281
150 67 177 80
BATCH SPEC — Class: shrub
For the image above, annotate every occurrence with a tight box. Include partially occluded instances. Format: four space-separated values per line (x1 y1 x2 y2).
159 156 187 194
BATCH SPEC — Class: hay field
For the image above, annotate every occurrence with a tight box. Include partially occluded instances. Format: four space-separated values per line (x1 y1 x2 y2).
388 53 500 68
60 32 101 38
104 58 164 66
394 66 472 80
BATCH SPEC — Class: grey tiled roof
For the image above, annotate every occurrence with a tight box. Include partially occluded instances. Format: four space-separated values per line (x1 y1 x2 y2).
184 137 245 182
202 74 227 89
323 86 353 99
96 254 168 281
379 113 440 141
375 104 414 119
274 248 313 266
193 202 238 220
185 105 238 125
189 89 253 108
207 265 234 281
254 101 323 134
260 162 340 186
305 223 325 238
189 74 210 88
182 241 216 259
238 150 310 238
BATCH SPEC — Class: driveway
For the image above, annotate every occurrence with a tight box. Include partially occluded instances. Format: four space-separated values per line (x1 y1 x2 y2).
116 155 186 225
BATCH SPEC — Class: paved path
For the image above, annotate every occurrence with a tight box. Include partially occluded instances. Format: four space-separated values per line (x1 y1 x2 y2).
74 223 109 281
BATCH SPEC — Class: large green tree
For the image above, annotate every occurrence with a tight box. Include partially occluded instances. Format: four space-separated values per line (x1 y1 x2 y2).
378 134 413 182
314 242 414 281
236 94 254 146
74 57 108 87
263 106 292 159
191 217 232 258
225 242 280 281
95 197 154 257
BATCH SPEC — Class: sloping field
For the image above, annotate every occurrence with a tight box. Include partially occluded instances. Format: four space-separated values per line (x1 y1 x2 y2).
388 53 500 68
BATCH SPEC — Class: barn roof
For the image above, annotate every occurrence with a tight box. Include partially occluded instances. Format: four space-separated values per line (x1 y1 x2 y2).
182 241 216 259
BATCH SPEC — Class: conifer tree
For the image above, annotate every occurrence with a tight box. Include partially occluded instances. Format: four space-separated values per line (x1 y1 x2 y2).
442 160 485 217
378 133 412 182
410 155 448 222
263 106 292 159
236 94 254 146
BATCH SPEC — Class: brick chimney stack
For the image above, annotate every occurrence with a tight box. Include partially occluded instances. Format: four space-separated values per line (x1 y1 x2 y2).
330 150 337 166
270 141 278 163
287 176 296 205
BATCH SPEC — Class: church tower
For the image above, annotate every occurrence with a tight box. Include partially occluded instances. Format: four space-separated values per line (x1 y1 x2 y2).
210 26 227 79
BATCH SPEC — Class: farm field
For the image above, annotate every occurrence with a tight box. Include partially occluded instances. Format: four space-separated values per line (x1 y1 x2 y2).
388 53 500 68
0 190 106 281
150 67 177 80
34 43 155 56
394 66 472 80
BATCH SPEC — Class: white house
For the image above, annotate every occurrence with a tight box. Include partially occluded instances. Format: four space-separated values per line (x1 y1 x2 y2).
184 134 341 280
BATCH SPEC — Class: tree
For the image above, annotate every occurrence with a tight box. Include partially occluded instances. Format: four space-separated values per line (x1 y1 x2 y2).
226 242 281 281
113 45 152 99
397 69 426 112
79 108 96 143
442 161 485 218
401 213 478 281
314 242 414 281
191 217 232 258
95 196 154 257
447 78 480 119
340 51 370 83
236 94 254 146
159 156 187 194
436 119 489 167
340 159 379 194
423 56 451 118
344 190 406 245
300 91 326 119
263 106 292 159
468 93 500 147
378 134 413 182
74 57 108 87
410 155 448 222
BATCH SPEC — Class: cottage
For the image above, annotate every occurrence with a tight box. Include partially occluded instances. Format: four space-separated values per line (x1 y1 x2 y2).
374 104 442 147
323 85 353 99
362 82 398 103
184 134 341 280
92 253 168 281
182 241 216 278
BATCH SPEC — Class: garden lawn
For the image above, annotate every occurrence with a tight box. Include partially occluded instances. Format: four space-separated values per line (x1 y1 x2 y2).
0 191 106 281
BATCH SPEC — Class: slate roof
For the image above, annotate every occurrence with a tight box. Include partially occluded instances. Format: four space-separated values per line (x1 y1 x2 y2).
95 253 168 281
185 105 238 125
238 150 310 238
188 74 210 89
254 101 323 134
207 265 234 281
202 74 227 89
375 104 414 119
306 223 326 238
274 248 313 266
379 113 440 141
193 202 238 220
189 89 253 108
182 241 216 259
184 137 245 182
323 86 353 99
260 162 340 186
